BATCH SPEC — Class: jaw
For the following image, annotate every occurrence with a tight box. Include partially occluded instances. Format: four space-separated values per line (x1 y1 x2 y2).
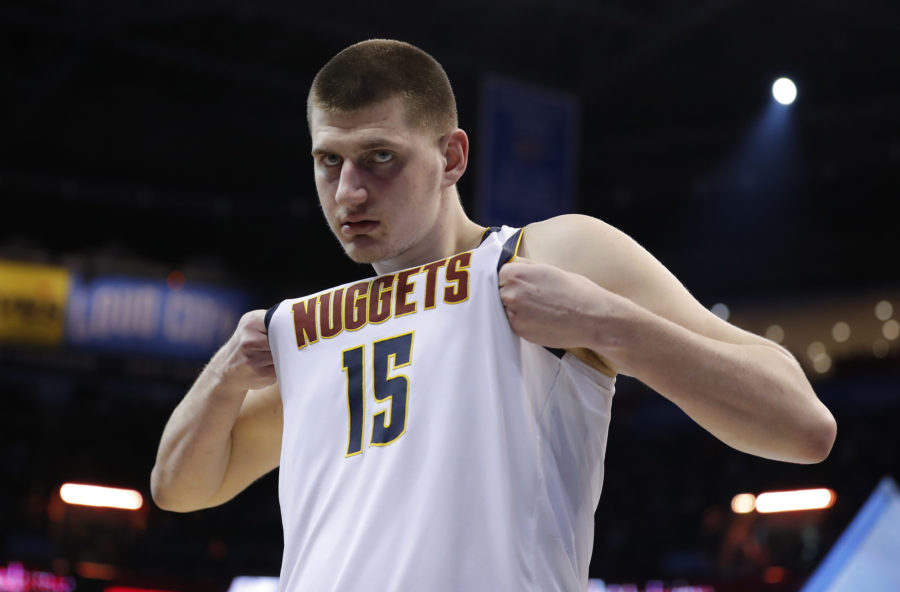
340 236 387 265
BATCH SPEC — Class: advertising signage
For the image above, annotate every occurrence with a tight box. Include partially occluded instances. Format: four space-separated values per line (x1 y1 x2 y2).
65 276 252 359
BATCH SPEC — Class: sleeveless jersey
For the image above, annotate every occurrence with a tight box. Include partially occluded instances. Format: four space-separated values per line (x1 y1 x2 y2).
266 226 616 592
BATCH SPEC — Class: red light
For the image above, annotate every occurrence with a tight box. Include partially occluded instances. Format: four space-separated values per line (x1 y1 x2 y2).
76 561 117 580
764 566 786 583
166 271 186 291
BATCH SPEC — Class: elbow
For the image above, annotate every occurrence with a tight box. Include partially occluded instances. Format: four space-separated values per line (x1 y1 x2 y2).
150 465 221 513
815 412 838 463
150 465 174 511
150 465 193 513
798 410 837 464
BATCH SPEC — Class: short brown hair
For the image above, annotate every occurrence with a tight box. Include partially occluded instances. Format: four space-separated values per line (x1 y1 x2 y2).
308 39 458 138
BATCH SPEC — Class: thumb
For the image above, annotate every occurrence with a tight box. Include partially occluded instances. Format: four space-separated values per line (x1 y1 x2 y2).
499 256 536 287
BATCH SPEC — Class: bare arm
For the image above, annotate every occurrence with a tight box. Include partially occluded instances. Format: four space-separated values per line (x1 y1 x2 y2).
150 310 283 512
499 214 836 464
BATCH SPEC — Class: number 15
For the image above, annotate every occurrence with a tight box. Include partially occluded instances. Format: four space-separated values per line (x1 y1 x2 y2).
341 332 414 457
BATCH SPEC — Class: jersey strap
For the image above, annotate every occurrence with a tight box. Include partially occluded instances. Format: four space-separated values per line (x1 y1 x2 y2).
264 302 280 331
496 228 524 271
480 225 502 244
495 228 567 361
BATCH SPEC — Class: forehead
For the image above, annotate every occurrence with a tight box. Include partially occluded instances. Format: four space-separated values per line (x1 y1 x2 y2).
310 97 427 151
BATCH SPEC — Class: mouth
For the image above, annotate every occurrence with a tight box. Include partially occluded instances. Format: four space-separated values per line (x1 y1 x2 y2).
340 220 379 236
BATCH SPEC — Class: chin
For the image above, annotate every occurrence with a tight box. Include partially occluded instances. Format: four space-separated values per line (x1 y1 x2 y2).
342 242 388 265
344 241 414 269
345 252 380 265
331 231 381 264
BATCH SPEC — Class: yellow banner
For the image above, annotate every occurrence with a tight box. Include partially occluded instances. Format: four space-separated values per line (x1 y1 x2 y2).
0 260 70 345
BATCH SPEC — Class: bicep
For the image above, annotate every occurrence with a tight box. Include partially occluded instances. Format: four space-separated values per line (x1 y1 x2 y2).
205 382 283 507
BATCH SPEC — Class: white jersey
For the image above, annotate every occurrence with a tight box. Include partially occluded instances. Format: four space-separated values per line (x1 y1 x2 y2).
266 226 616 592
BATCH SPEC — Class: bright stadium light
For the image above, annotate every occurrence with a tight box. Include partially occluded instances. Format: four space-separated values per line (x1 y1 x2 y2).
59 483 143 510
772 77 797 105
755 488 836 513
731 493 757 514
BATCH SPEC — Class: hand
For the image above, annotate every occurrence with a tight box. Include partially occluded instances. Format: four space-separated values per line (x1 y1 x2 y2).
498 257 625 351
209 310 277 391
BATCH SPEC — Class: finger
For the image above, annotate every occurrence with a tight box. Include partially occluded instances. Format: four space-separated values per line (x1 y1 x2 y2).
498 262 525 286
246 350 274 364
240 310 269 329
244 339 272 351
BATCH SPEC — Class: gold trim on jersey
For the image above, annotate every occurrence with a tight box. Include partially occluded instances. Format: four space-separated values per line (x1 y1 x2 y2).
342 344 366 457
508 228 525 263
292 298 319 350
421 259 447 310
319 287 345 339
290 253 473 349
344 281 369 332
369 331 414 448
567 347 617 378
368 273 396 324
394 266 421 318
443 252 471 304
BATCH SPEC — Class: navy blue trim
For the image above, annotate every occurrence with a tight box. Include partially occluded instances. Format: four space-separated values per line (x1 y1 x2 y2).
494 227 565 361
545 347 566 359
264 303 280 331
480 226 501 245
496 229 523 271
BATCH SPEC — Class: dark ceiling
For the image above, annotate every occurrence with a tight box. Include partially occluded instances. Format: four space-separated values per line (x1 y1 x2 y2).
2 0 899 303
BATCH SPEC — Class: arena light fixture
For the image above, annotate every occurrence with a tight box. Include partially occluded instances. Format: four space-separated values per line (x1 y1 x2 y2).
731 488 836 514
772 77 797 105
731 493 757 514
755 488 836 513
59 483 143 510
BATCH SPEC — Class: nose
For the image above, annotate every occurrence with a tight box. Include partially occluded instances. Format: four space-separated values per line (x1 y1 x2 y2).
334 159 368 207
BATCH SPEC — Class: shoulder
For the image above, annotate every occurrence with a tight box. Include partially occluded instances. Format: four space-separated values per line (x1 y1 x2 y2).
522 213 604 240
521 214 632 261
520 214 653 292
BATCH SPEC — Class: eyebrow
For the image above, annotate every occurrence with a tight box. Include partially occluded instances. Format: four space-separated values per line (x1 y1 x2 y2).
311 137 402 156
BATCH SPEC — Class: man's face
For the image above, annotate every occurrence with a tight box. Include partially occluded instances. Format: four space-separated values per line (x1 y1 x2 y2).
310 97 447 270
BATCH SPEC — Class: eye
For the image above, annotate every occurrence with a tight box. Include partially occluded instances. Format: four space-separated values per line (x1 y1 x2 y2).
319 153 341 167
370 151 394 164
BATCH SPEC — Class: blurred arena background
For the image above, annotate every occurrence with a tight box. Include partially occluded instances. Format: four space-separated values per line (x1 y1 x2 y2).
1 1 899 590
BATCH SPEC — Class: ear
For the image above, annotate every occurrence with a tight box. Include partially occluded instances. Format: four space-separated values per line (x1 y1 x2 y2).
440 129 469 188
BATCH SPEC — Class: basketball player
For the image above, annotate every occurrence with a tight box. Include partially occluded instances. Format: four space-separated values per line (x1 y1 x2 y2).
151 40 836 591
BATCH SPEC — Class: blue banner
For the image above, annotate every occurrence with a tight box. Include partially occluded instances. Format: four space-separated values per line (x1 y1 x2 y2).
65 276 251 359
477 76 580 227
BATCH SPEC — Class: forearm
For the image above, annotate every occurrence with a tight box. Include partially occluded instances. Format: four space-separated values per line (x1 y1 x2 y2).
597 302 836 463
151 310 277 512
151 362 248 512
